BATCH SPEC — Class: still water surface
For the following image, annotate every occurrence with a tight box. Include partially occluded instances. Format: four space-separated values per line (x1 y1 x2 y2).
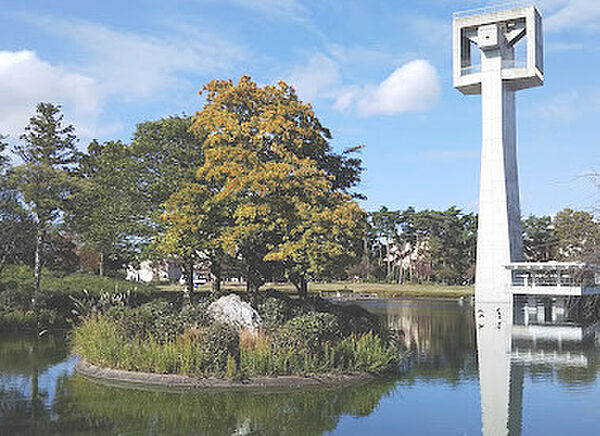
1 298 600 435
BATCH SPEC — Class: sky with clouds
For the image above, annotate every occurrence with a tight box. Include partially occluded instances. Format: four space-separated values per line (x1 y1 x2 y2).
1 0 599 215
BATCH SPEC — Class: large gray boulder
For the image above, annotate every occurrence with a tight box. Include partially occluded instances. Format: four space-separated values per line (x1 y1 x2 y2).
207 294 262 333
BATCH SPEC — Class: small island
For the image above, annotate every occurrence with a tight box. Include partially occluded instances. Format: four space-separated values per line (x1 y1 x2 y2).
72 292 401 386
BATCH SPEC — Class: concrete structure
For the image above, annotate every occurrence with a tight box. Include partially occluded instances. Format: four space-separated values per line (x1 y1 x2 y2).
506 262 600 296
476 300 600 435
453 4 543 303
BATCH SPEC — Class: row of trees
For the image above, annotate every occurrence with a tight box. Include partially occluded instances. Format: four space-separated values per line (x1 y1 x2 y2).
0 77 366 297
358 206 600 286
523 209 600 263
1 76 598 293
360 206 477 285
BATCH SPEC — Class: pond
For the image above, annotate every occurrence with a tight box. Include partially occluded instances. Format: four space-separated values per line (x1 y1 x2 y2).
1 297 600 435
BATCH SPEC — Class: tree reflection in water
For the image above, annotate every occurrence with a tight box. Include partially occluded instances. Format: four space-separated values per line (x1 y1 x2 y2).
0 332 89 435
3 298 600 435
360 299 477 384
0 332 399 435
53 376 398 435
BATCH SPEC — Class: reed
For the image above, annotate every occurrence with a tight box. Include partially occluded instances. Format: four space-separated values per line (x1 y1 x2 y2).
73 315 400 378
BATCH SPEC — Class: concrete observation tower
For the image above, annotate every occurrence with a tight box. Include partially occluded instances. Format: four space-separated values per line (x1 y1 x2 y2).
453 4 543 303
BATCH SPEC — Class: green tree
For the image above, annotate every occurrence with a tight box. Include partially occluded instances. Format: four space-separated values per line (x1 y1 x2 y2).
159 182 233 295
131 116 207 286
522 215 557 262
0 137 36 274
187 75 365 296
370 206 399 280
368 207 477 285
0 135 8 169
554 208 600 262
8 103 79 291
131 115 203 215
68 140 142 276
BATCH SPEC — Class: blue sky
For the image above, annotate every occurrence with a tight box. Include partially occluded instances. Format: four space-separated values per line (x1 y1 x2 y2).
1 0 599 216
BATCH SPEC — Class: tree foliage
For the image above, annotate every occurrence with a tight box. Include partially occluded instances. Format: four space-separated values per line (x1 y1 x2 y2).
0 137 36 274
131 115 204 216
8 103 79 290
68 140 143 275
161 76 366 295
522 215 557 262
131 116 207 290
554 208 600 262
367 207 477 285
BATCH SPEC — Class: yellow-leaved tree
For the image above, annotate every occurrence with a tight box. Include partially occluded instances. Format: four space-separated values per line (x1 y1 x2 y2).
162 76 366 297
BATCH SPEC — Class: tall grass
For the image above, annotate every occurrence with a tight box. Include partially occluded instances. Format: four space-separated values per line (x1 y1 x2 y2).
72 316 401 378
72 315 238 376
240 330 399 376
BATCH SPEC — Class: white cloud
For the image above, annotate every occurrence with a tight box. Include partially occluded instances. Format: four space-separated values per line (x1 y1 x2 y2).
537 89 600 122
288 54 340 101
49 19 245 99
0 50 103 138
1 17 246 141
287 56 441 116
352 60 441 116
231 0 307 20
543 0 600 32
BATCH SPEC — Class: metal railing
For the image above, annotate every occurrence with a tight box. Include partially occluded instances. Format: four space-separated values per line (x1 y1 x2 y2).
453 1 540 19
511 270 599 288
460 59 527 76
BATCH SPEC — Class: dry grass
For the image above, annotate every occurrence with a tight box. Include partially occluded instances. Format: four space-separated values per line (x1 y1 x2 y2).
239 328 270 350
157 281 473 298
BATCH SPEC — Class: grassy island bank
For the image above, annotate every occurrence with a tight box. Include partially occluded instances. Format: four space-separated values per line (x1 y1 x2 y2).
72 292 401 379
176 281 474 299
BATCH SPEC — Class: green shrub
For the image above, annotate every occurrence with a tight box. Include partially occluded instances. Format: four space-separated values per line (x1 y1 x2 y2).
254 291 381 337
258 296 292 330
0 265 169 330
0 265 158 295
278 312 341 352
103 299 214 342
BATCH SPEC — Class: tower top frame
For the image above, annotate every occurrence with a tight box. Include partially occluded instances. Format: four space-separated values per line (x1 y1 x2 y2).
453 4 543 95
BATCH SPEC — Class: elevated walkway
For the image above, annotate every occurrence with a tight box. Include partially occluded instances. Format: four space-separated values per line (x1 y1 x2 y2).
505 262 600 296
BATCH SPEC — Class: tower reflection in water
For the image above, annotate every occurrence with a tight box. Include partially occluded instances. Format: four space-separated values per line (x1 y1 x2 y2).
476 297 600 436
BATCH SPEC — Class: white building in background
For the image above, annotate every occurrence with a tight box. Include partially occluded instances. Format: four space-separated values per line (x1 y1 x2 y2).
125 258 244 286
125 260 183 283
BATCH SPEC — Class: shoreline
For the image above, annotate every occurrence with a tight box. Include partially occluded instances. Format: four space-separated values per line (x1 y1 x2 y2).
75 360 379 392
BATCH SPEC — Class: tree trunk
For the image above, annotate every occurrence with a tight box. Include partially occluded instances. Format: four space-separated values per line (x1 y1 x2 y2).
291 274 308 299
34 227 43 293
182 259 194 305
211 265 221 294
245 265 262 295
386 241 391 280
299 276 308 299
399 262 403 284
99 252 104 277
363 236 371 279
211 276 221 293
